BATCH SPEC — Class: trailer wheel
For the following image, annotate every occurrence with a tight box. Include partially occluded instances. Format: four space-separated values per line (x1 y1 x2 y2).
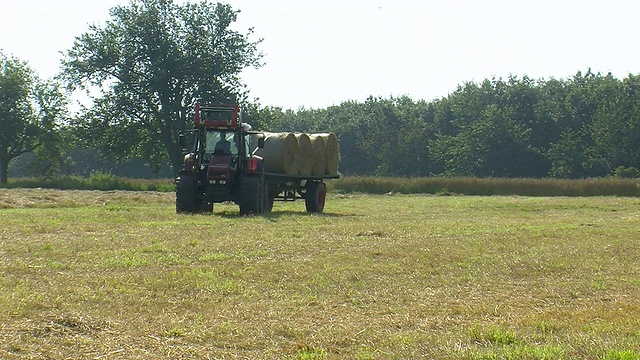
239 176 264 215
176 175 198 213
305 181 326 213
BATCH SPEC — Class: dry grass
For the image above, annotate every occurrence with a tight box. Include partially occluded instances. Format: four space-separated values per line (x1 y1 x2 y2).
1 189 640 359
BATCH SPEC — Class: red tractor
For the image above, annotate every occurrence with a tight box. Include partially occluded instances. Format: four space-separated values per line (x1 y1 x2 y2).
175 104 336 215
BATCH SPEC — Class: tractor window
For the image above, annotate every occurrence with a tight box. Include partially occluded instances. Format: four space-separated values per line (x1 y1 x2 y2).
246 133 259 155
184 131 198 153
205 130 238 157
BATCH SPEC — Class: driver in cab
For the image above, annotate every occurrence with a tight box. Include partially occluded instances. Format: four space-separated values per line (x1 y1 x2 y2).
214 132 231 155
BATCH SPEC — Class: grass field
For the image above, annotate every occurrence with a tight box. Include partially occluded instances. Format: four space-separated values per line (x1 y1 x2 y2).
1 189 640 359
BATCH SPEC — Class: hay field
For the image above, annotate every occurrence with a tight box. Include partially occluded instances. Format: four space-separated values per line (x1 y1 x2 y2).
1 189 640 359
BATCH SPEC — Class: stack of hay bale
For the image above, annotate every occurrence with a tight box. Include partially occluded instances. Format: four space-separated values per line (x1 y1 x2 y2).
256 132 339 176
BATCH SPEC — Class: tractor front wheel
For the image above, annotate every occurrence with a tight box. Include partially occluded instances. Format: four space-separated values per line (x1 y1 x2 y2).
176 175 199 213
239 176 264 216
199 201 214 213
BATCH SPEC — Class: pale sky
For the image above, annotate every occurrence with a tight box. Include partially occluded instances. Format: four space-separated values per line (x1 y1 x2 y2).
1 0 639 109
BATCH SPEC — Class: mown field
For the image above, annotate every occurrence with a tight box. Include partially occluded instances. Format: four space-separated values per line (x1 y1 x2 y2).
1 189 640 359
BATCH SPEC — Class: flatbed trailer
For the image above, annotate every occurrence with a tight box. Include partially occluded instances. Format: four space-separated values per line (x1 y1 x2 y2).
262 172 339 213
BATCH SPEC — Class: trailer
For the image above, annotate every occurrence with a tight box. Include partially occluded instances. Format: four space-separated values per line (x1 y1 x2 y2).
262 172 339 213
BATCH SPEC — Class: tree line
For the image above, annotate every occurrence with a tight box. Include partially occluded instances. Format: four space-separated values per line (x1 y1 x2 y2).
2 0 639 183
245 71 640 179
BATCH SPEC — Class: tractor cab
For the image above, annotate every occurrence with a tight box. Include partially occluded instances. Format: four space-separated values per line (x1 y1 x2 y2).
194 104 240 194
189 104 256 196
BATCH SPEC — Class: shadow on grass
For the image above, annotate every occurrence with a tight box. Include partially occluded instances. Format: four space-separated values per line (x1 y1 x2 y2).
210 210 354 220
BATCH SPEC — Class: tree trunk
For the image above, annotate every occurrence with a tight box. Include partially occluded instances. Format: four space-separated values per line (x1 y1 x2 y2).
168 140 184 176
0 147 9 185
157 116 184 176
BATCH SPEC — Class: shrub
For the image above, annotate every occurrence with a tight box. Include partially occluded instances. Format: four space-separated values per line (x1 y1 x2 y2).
613 166 640 179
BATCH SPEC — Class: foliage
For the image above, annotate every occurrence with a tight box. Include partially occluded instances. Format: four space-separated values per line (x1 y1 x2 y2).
0 51 67 184
245 71 640 179
613 166 640 179
31 80 73 176
61 0 263 174
0 53 35 183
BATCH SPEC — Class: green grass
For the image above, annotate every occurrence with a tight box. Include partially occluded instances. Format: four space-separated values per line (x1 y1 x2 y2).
1 189 640 358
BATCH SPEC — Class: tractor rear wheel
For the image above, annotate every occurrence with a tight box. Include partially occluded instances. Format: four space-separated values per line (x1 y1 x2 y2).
305 181 326 213
176 175 198 213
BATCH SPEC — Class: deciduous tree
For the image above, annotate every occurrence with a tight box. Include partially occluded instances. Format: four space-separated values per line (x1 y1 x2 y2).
61 0 263 173
0 52 66 184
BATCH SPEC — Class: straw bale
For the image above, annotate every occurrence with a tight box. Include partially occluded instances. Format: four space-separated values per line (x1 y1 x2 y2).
315 133 340 175
309 134 327 176
295 133 313 176
256 132 298 175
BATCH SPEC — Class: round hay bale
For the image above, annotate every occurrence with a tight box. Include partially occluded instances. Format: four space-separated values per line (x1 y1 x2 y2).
315 133 339 175
256 132 298 175
295 133 313 176
309 134 327 176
